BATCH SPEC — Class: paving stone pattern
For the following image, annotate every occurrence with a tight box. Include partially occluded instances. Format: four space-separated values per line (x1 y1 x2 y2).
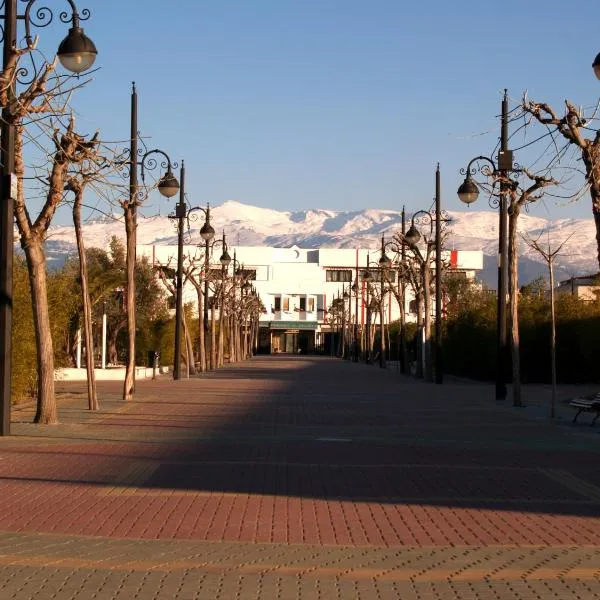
1 356 600 598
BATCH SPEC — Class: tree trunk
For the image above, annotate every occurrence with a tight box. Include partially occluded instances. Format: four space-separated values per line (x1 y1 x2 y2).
196 286 206 372
210 303 216 369
415 291 424 379
183 309 196 376
13 126 63 424
24 243 58 424
123 204 136 401
73 186 98 410
108 320 126 365
217 304 225 367
423 264 433 382
508 206 522 407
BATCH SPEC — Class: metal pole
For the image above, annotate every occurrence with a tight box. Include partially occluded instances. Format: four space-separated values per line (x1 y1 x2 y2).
400 207 407 375
123 82 138 401
340 287 346 358
101 303 107 369
435 164 443 384
549 255 556 418
354 266 359 362
0 0 17 436
379 265 385 368
497 90 509 401
204 235 210 369
173 161 185 380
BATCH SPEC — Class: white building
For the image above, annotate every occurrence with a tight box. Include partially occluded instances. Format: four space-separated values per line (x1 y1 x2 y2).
139 244 483 354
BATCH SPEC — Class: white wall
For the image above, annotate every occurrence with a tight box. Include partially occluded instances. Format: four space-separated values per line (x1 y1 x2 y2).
139 243 484 326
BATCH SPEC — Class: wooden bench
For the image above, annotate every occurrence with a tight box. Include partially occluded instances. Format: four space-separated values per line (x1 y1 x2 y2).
569 394 600 425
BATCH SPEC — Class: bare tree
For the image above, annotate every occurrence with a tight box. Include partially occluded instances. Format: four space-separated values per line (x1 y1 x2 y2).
522 231 573 418
505 170 558 406
521 97 600 269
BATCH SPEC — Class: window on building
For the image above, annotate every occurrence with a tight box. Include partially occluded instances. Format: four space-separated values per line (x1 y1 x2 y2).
308 297 315 312
282 297 290 311
409 299 418 314
326 269 352 282
274 297 281 312
299 297 306 311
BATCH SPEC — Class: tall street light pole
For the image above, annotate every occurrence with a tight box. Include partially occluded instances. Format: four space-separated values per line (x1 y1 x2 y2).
457 90 514 401
378 237 392 369
352 276 359 362
434 164 443 384
196 207 216 367
0 0 97 436
124 87 179 398
171 161 186 380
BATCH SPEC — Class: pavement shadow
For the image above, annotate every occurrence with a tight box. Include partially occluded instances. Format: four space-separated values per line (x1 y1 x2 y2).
8 355 600 518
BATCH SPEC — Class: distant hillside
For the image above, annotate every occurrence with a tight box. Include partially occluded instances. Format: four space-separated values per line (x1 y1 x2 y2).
41 200 598 288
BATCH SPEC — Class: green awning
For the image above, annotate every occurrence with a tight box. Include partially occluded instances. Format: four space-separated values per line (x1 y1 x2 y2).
269 321 318 330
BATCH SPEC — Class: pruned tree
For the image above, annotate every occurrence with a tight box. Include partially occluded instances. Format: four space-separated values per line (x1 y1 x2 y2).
521 97 600 269
522 231 573 418
505 170 558 406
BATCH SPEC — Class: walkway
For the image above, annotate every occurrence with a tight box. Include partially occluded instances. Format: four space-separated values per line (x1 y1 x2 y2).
1 356 600 599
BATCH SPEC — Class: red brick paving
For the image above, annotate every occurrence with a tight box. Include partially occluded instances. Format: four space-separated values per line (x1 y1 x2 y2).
1 356 600 549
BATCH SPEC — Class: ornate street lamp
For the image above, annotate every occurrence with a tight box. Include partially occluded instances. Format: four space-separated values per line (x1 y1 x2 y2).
457 90 517 401
0 0 97 435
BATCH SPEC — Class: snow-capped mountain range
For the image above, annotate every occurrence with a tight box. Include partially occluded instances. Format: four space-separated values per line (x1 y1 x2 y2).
41 200 598 288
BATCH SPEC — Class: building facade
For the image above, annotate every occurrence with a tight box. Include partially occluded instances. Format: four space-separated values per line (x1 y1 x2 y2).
139 244 484 354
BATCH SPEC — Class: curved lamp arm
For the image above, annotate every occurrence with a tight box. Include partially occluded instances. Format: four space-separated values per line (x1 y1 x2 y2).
140 149 175 182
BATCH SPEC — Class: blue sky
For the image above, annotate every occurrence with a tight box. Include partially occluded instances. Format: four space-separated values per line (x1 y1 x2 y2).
22 0 600 225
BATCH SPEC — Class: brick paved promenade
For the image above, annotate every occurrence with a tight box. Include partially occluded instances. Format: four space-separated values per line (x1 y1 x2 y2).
1 356 600 598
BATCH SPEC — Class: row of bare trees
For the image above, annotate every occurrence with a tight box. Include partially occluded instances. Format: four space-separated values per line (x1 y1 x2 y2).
155 249 264 376
2 26 188 424
326 219 448 381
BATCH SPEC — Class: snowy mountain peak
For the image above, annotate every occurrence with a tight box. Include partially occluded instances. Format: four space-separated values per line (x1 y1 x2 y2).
41 202 598 287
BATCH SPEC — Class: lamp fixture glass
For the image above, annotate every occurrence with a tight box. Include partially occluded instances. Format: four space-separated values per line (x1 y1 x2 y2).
200 221 215 241
404 225 421 245
220 250 232 266
157 170 179 198
457 177 479 204
57 26 98 73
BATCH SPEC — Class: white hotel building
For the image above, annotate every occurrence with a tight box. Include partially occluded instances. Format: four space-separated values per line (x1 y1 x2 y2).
139 244 483 355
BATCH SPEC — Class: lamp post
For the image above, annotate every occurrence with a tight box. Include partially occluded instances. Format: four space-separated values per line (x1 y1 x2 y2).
166 170 229 379
0 0 97 436
457 90 514 400
351 277 360 362
182 204 215 367
362 259 373 364
378 238 392 369
343 285 351 359
191 211 230 370
139 150 181 378
398 205 446 382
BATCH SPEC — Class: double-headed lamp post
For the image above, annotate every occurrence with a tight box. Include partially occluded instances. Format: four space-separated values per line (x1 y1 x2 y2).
0 0 98 436
457 91 515 400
